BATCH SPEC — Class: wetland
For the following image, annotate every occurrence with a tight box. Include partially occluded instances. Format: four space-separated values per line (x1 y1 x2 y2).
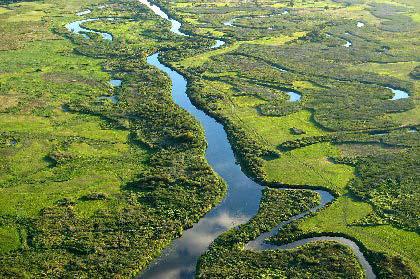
0 0 418 278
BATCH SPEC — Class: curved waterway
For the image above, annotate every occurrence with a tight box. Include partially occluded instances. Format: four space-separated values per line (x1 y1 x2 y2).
67 3 376 278
65 18 114 41
139 0 187 36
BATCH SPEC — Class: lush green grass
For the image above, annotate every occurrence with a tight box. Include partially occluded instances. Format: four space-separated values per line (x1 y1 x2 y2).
220 95 354 193
177 32 305 68
0 13 144 218
230 105 325 147
264 143 355 194
0 226 20 254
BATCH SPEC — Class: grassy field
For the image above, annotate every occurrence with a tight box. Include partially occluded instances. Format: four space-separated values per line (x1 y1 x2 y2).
217 95 354 193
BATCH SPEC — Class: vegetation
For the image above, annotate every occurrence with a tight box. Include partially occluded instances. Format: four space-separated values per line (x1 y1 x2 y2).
349 152 419 232
1 0 418 277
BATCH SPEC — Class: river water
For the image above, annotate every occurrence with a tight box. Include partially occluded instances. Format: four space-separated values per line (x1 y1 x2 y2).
65 18 113 41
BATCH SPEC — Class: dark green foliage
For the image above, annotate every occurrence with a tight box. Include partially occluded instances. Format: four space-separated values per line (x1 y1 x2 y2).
410 66 420 80
279 135 336 151
290 127 306 135
269 221 303 245
350 212 389 227
258 99 301 116
278 127 418 151
198 242 365 279
367 251 418 279
2 204 182 277
349 152 420 232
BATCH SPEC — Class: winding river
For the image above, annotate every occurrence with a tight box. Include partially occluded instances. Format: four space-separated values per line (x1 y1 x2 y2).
65 17 114 41
68 2 376 279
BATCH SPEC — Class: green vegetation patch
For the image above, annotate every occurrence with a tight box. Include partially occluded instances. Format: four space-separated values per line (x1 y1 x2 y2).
270 194 420 277
0 226 20 254
349 152 419 232
1 0 419 277
264 143 355 194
